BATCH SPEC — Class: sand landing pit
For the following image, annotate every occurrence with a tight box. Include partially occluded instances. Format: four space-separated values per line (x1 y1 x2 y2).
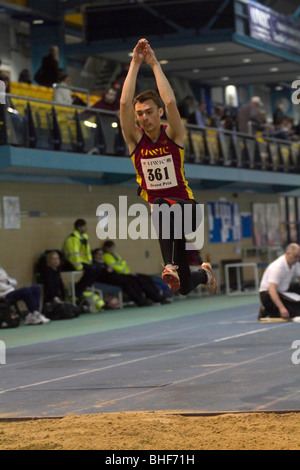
1 410 300 450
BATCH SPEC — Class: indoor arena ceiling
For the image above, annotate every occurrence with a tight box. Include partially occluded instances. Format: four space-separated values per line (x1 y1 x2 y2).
92 40 300 87
2 0 300 87
63 0 300 87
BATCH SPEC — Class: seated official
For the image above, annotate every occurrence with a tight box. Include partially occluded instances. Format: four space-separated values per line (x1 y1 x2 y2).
101 241 168 305
93 248 158 307
42 251 66 304
41 251 81 319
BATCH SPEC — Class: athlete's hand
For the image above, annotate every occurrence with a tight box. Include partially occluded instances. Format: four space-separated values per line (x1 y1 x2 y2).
132 38 148 64
143 41 159 67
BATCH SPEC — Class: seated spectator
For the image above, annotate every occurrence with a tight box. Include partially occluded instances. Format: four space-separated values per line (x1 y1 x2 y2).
92 248 119 278
281 116 295 140
102 240 168 305
188 101 208 127
18 69 32 84
263 116 294 141
93 248 156 307
54 73 73 106
0 71 12 106
41 251 81 320
63 219 103 302
210 106 224 129
178 95 196 120
92 86 120 112
54 73 86 107
0 71 25 145
42 251 66 304
258 243 300 320
0 265 49 325
222 107 236 131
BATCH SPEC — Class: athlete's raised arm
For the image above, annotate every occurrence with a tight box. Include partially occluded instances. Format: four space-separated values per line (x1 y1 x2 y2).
143 41 185 146
120 40 146 153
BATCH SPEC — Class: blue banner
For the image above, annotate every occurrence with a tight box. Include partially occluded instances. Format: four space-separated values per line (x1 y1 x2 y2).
207 201 241 243
248 2 300 55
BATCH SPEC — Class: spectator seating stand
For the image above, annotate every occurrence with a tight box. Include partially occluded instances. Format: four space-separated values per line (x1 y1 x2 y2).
4 81 299 173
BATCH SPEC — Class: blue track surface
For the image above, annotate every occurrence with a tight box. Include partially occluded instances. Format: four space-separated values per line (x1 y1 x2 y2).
1 295 300 418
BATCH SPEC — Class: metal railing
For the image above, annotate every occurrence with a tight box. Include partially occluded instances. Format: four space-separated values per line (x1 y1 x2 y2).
1 93 125 156
184 121 300 172
0 93 299 174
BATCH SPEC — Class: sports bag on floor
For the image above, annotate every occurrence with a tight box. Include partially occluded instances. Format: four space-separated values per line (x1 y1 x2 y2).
0 299 20 328
42 302 81 320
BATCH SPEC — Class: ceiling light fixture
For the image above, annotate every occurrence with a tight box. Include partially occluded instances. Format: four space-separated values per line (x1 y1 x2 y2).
270 67 279 72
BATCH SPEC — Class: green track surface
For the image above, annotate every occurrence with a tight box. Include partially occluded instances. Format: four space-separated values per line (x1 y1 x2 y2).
0 295 259 349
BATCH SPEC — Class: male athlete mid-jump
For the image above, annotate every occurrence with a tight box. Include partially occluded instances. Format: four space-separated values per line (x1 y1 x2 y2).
120 38 217 296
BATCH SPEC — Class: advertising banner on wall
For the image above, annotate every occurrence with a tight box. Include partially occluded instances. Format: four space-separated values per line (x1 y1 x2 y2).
208 201 241 243
248 2 300 55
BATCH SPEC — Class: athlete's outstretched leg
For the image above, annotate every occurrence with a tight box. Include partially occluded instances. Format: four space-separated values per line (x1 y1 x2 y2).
152 197 217 295
152 197 180 291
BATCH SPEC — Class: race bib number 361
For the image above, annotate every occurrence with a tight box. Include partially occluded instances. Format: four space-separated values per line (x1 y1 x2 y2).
141 155 178 190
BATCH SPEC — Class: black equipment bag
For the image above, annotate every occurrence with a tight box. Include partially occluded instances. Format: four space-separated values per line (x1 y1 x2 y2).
42 302 81 320
0 299 20 328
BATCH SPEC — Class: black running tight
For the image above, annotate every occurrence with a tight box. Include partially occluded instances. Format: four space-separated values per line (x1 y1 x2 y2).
152 197 207 295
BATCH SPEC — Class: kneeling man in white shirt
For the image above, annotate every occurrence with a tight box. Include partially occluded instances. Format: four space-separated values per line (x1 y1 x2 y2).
259 243 300 320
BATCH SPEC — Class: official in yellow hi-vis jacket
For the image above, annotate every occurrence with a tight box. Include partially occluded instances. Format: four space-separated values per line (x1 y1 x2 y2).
102 251 131 275
63 220 92 271
102 240 167 305
63 219 102 301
